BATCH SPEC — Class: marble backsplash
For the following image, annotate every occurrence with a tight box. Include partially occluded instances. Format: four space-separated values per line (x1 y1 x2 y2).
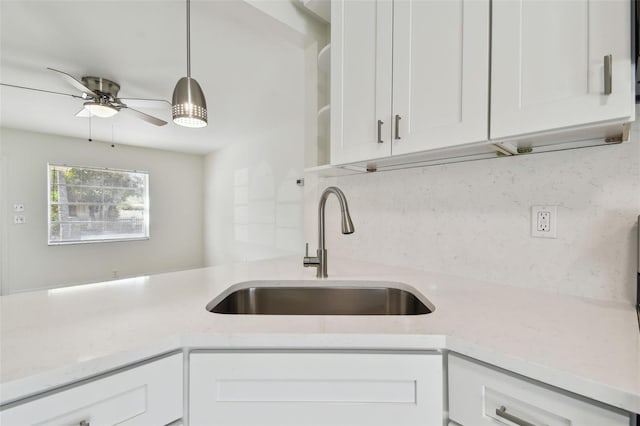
306 128 640 304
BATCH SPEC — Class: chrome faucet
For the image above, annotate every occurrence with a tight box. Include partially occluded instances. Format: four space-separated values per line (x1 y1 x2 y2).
304 186 354 278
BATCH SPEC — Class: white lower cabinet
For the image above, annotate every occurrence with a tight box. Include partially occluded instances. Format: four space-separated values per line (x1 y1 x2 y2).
0 353 183 426
189 352 443 426
2 350 633 426
448 353 631 426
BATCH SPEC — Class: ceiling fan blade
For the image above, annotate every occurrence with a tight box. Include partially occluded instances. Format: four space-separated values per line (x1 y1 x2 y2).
0 82 83 98
75 107 91 118
47 67 97 97
121 106 167 126
117 97 171 109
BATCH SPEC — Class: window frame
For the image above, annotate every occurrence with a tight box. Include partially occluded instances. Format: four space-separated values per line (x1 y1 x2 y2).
47 163 150 245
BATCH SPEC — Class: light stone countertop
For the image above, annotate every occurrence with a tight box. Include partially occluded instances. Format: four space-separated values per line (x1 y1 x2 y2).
1 256 639 413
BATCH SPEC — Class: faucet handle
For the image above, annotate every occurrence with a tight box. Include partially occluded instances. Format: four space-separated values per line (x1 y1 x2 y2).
303 243 320 269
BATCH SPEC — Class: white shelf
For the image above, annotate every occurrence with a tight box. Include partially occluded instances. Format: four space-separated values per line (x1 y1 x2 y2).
318 104 330 138
300 0 330 23
318 104 330 119
318 44 330 75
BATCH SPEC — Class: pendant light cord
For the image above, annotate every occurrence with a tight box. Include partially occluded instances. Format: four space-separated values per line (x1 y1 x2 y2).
186 0 191 78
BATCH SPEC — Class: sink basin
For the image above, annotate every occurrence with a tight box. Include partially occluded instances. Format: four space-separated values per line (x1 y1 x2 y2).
207 280 434 315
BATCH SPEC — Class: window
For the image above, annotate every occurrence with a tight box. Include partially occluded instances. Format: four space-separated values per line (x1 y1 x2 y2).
48 164 149 244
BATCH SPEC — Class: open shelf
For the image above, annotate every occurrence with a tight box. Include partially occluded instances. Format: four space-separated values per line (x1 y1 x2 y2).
318 104 330 119
300 0 330 23
318 104 330 138
318 44 330 75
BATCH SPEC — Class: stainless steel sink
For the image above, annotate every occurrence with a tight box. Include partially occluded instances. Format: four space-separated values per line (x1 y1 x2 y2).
207 280 434 315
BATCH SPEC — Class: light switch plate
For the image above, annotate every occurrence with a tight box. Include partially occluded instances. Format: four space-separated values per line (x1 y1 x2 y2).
531 205 557 238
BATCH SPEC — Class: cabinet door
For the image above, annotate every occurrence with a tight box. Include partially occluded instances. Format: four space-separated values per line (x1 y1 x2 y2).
491 0 633 140
448 354 631 426
331 0 393 165
190 352 443 426
392 0 490 156
0 354 183 426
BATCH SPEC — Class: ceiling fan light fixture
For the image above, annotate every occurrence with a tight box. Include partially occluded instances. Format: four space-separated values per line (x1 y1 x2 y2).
172 0 208 128
172 77 207 128
83 101 118 118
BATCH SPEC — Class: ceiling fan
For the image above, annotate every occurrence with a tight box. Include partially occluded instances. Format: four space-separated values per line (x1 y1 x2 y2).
0 67 169 126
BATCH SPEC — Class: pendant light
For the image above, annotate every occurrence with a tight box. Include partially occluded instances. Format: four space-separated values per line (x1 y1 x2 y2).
172 0 207 128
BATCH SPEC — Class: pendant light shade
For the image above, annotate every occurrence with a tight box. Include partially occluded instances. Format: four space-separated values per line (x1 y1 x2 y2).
172 77 207 128
172 0 208 128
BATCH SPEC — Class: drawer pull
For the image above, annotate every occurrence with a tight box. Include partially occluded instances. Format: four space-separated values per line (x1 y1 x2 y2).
496 406 536 426
79 421 90 426
604 54 612 95
394 115 402 140
377 120 384 144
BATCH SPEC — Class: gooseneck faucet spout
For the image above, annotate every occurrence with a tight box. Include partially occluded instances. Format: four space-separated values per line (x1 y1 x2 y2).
304 186 354 278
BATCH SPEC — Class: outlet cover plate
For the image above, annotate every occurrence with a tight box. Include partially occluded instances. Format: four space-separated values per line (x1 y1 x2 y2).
531 205 557 238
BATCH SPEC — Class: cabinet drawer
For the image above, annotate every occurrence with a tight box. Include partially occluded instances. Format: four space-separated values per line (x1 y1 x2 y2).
190 352 443 426
1 353 183 426
448 354 630 426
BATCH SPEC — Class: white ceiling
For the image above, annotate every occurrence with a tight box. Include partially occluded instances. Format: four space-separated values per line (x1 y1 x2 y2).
0 0 311 154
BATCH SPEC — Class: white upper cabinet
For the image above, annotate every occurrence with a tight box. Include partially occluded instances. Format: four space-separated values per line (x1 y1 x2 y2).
328 0 634 169
490 0 634 141
391 0 490 156
331 0 393 164
331 0 490 165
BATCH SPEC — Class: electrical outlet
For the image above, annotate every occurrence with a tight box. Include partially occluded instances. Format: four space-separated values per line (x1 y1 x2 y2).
537 211 551 232
13 203 24 212
13 215 26 225
531 206 557 238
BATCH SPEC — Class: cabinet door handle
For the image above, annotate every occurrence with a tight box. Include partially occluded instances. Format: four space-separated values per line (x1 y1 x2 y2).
79 421 90 426
495 406 536 426
604 54 612 95
377 120 384 144
394 115 402 140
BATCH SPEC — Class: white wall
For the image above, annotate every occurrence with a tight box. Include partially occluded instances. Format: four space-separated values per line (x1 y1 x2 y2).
310 124 640 304
204 142 304 266
0 128 204 294
245 0 329 47
203 30 306 266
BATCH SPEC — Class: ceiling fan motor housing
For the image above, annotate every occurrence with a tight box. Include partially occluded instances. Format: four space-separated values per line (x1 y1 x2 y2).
81 76 120 99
